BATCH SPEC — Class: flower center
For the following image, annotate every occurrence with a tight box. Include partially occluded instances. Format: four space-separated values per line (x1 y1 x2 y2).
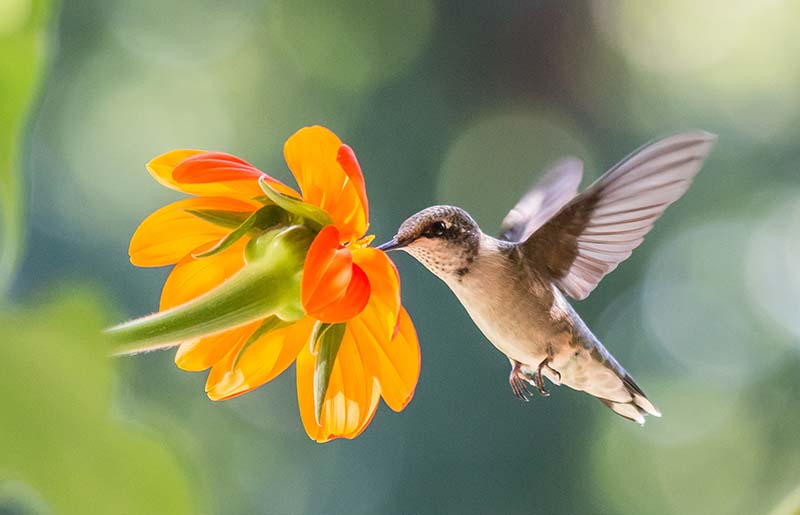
347 234 375 250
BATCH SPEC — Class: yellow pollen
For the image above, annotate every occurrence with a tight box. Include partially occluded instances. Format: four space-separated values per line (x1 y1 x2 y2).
348 234 375 249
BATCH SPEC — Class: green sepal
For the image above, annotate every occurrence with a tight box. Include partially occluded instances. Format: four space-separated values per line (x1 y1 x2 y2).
184 208 251 229
231 315 293 368
251 195 273 205
193 205 288 258
107 225 313 354
311 321 347 424
258 177 332 231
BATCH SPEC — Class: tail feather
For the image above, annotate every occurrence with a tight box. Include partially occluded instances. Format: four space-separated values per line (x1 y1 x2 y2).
597 374 661 425
598 398 647 425
623 374 661 417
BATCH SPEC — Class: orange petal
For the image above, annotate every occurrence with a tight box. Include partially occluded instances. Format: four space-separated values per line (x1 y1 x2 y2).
302 226 371 323
351 247 400 341
308 264 370 323
147 149 298 199
337 144 368 224
384 307 421 410
175 322 259 372
296 331 380 442
173 152 300 198
173 152 262 182
129 197 256 267
205 318 314 400
201 322 259 399
346 247 416 410
146 149 205 191
283 126 368 241
350 306 420 412
302 226 352 310
159 239 247 311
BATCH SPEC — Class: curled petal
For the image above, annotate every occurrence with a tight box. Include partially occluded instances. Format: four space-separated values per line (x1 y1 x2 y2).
130 197 256 267
337 144 368 224
174 152 262 183
302 226 370 323
319 264 370 323
302 227 352 310
205 318 314 400
174 152 299 198
296 332 380 443
284 126 369 241
147 150 298 199
146 149 204 191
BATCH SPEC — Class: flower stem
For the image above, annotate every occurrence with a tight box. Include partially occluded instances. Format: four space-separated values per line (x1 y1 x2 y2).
107 225 313 354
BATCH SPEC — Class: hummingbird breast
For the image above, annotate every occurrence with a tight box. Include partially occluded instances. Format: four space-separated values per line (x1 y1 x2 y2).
445 239 566 365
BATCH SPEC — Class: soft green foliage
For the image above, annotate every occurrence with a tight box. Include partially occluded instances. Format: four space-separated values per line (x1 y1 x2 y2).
0 0 51 292
0 289 195 515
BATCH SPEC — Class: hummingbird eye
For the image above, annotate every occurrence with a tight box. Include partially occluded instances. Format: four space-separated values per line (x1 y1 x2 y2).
425 220 448 237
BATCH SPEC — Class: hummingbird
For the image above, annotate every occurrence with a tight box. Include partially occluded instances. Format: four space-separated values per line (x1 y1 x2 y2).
378 131 716 424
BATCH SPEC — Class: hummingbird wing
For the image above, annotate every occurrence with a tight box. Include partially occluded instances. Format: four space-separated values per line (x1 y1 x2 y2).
521 131 717 300
499 158 583 242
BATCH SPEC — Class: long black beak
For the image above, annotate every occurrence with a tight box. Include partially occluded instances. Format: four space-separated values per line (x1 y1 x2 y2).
376 238 405 252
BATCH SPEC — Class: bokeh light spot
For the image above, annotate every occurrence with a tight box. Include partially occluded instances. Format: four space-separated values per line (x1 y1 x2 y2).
746 191 800 343
0 0 30 35
771 484 800 515
267 0 434 92
591 383 766 515
643 220 791 385
438 108 595 229
109 0 257 67
592 0 800 139
47 49 234 242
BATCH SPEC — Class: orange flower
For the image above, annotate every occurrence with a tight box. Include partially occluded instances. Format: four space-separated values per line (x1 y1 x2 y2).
128 126 420 442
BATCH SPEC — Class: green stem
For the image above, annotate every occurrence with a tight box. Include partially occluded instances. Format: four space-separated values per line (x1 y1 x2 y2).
107 225 313 354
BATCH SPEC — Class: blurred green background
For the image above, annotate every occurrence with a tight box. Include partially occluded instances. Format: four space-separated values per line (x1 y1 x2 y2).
2 1 799 514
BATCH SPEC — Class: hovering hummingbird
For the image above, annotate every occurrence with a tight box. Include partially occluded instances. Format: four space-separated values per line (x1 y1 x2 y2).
378 131 716 424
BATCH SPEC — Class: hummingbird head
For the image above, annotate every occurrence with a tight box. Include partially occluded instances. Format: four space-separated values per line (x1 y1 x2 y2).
377 205 482 279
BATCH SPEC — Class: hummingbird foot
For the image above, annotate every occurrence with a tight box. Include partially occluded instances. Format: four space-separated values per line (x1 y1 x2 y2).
532 366 549 397
509 360 532 401
532 355 561 397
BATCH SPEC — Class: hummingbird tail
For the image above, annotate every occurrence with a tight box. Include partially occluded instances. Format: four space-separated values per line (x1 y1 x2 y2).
596 374 661 425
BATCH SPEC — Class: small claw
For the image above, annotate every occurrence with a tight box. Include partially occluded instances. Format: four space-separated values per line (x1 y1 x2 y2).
533 357 553 397
516 377 531 402
509 361 531 402
549 365 562 383
533 372 550 397
509 374 528 401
